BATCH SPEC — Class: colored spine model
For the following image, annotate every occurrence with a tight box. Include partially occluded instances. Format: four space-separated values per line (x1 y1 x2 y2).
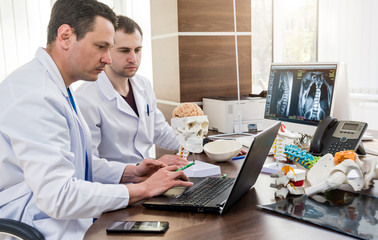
284 145 320 169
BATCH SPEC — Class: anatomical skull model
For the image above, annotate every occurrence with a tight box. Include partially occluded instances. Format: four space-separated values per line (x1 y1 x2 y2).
298 71 333 121
171 103 209 155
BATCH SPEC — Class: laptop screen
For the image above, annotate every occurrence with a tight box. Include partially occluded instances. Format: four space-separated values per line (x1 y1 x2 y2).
221 121 280 213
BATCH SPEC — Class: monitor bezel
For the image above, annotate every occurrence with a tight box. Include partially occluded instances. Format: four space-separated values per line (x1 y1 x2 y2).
264 62 342 128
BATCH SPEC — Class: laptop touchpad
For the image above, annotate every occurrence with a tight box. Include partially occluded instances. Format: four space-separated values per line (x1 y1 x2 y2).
163 187 187 197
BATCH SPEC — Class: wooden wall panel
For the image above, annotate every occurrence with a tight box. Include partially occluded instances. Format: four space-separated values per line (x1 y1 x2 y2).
178 0 251 32
179 36 251 102
151 0 252 104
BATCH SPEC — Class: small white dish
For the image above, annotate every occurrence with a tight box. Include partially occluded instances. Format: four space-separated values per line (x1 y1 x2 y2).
203 140 242 162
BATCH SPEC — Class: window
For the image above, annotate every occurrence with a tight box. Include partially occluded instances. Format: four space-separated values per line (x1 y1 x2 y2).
251 0 317 94
273 0 318 63
0 0 152 84
251 0 273 94
0 0 53 81
252 0 378 129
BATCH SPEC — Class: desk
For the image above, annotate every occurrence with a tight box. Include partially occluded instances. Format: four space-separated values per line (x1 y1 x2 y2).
84 141 378 240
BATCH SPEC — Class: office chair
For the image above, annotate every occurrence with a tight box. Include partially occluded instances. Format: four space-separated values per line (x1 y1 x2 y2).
0 219 45 240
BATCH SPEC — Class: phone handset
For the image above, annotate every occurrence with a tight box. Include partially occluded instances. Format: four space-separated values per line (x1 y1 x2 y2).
309 116 338 155
309 116 368 156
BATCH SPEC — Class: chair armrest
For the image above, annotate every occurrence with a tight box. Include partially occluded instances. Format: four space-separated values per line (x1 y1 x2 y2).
0 218 45 240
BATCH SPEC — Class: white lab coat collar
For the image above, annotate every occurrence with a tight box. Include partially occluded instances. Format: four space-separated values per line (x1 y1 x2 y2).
35 48 78 118
97 72 148 119
129 77 149 118
35 47 69 99
97 71 118 100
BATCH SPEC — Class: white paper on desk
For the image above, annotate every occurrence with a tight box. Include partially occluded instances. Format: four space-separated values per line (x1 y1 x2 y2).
261 162 297 174
183 160 221 177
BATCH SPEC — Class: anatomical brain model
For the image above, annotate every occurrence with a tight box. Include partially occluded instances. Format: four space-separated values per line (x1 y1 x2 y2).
171 103 209 156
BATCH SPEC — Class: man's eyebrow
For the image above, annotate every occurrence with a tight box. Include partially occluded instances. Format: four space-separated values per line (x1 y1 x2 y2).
117 46 143 49
96 41 112 46
117 47 131 50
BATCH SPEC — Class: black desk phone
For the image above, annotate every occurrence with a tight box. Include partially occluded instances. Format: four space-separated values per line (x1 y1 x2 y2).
309 117 368 156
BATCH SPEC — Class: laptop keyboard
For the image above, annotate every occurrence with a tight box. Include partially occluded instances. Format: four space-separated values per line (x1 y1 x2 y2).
172 177 235 206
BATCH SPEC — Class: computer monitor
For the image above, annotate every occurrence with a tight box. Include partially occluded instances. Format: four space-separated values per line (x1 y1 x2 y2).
263 62 351 135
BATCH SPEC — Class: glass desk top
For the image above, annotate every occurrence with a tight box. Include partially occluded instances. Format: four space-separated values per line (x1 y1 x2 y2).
258 189 378 240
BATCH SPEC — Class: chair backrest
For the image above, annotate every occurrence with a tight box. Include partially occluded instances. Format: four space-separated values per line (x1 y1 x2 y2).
0 219 45 240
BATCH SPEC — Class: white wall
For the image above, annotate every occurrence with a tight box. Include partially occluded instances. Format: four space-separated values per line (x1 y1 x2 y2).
318 0 378 129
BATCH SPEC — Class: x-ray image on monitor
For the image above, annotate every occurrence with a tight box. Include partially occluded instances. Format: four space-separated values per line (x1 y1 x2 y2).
298 71 333 121
265 63 337 126
276 71 293 117
271 71 293 118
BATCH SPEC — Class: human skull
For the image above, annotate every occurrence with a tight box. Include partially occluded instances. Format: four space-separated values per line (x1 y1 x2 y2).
171 116 209 153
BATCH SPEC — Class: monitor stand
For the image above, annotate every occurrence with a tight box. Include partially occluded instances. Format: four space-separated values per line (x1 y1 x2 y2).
356 142 366 155
208 131 254 140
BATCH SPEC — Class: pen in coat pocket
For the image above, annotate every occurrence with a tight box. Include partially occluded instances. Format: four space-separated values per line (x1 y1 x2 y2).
147 104 149 116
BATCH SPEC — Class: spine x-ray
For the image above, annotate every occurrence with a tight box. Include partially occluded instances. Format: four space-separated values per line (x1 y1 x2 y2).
298 71 333 121
265 69 334 122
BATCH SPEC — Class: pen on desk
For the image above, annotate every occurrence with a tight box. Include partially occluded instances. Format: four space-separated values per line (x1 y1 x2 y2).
232 155 245 160
175 162 195 172
146 104 149 116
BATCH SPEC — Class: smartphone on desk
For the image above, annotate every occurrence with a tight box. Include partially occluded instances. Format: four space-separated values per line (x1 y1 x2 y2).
106 221 169 234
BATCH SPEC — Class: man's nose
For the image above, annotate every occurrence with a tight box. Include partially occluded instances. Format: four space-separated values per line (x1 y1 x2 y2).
101 49 112 65
128 51 137 63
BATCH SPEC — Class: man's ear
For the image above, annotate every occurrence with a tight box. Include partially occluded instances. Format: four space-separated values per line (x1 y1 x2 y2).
57 24 73 50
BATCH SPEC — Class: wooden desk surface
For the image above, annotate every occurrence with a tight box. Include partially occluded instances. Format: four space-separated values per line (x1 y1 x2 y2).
84 142 378 240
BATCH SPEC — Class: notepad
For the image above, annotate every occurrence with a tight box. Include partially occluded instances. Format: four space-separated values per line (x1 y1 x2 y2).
183 160 221 177
261 162 297 174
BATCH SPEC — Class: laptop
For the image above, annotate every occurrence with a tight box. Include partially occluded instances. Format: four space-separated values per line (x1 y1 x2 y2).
143 122 280 214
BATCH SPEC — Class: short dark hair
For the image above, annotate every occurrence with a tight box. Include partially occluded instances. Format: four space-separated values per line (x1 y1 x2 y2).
116 15 143 38
47 0 117 45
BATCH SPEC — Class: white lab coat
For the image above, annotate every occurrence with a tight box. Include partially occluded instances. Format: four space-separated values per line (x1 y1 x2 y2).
0 48 130 240
75 72 179 164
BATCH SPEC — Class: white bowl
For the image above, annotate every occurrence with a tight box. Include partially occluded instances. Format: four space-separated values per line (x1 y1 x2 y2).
203 140 242 162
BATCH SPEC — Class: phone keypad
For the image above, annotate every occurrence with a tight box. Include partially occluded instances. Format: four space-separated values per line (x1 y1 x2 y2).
327 141 354 155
